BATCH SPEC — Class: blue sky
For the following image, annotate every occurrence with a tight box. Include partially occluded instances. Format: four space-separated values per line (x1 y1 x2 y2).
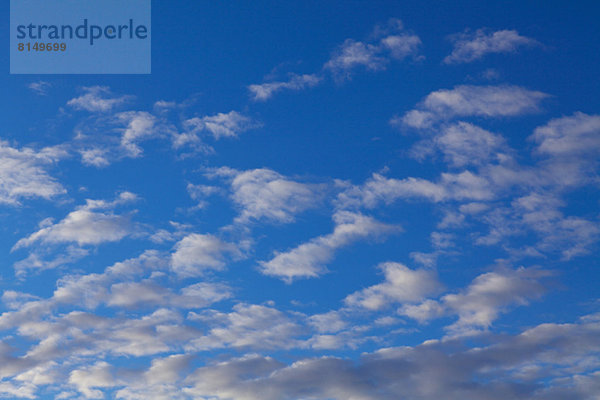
1 1 600 399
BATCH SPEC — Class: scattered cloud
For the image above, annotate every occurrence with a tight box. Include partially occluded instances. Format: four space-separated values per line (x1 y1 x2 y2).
0 141 66 205
187 303 302 351
344 262 441 310
170 233 241 277
183 316 600 400
183 111 258 140
27 81 51 96
399 85 549 129
411 122 508 167
531 112 600 158
445 29 538 64
260 211 400 282
324 19 421 80
400 267 552 336
67 86 131 112
210 167 324 225
248 74 322 101
13 192 138 250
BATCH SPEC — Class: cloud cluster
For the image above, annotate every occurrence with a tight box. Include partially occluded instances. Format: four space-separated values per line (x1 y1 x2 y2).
248 18 422 100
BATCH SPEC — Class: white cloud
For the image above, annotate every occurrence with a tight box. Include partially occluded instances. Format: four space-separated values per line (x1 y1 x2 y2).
67 86 131 112
170 233 240 277
13 192 138 254
248 74 322 101
337 171 494 209
307 311 348 334
260 211 400 282
476 191 600 260
399 267 552 336
183 316 600 400
27 81 51 96
427 122 507 167
13 203 136 250
187 303 302 351
13 246 89 277
1 291 40 310
0 141 66 205
324 19 421 79
445 29 538 64
400 85 549 128
107 281 232 309
344 262 441 310
69 362 117 399
74 111 175 166
211 167 322 225
115 111 159 157
325 39 387 74
186 183 222 209
530 112 600 157
144 354 192 386
183 111 258 140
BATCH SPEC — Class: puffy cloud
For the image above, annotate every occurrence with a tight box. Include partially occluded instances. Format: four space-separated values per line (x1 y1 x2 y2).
248 74 322 101
186 304 302 351
107 281 232 309
115 111 159 157
211 167 323 225
476 192 600 260
260 211 400 282
400 85 549 128
13 193 138 249
0 141 66 205
74 111 175 166
324 19 421 79
530 112 600 157
69 362 117 399
183 315 600 400
345 262 441 310
67 86 131 112
444 29 538 64
415 122 508 167
399 267 552 336
183 111 258 140
170 234 241 277
325 39 387 74
337 171 495 209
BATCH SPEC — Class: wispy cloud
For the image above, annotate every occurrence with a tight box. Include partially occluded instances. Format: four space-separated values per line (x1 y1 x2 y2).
208 167 324 225
397 85 549 129
67 86 132 112
27 81 51 96
324 19 422 80
444 29 539 64
260 211 400 282
248 18 422 101
248 74 322 101
0 141 67 205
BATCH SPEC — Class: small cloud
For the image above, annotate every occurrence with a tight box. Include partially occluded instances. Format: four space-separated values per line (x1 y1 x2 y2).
248 74 322 101
28 81 51 95
399 85 549 129
67 86 132 112
324 18 422 81
444 29 539 64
